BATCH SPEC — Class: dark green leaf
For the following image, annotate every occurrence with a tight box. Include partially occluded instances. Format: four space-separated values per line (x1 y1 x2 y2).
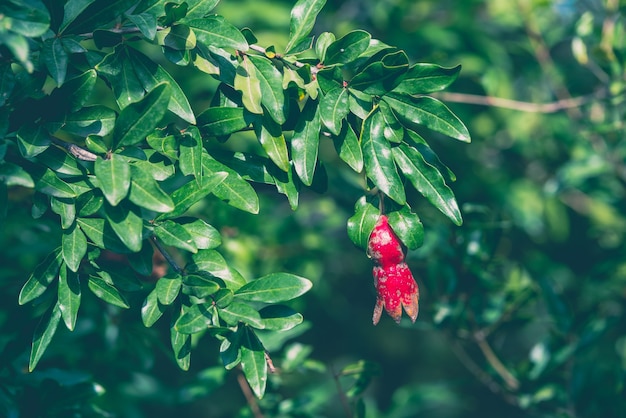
259 305 304 331
57 265 81 331
392 143 462 225
95 154 130 206
361 108 406 204
235 273 312 303
219 301 264 328
17 124 50 158
188 249 247 290
156 274 182 305
315 31 335 62
254 116 289 172
114 82 171 148
62 223 87 272
346 197 379 250
104 202 144 252
95 46 145 109
290 99 321 185
383 93 470 142
393 63 461 94
240 327 267 398
156 24 196 50
36 146 85 176
19 249 63 305
320 87 349 135
197 106 249 137
59 105 116 137
332 122 363 172
268 162 300 210
202 154 260 214
141 288 165 327
248 55 286 124
325 30 371 65
170 326 191 370
42 38 68 86
317 66 343 94
33 168 77 198
64 0 135 34
174 303 213 334
60 0 96 33
87 275 130 308
285 0 327 54
179 126 204 179
29 303 62 372
349 50 409 95
0 162 34 188
158 172 228 220
187 16 248 51
60 69 97 112
125 12 157 40
155 220 197 253
77 217 130 254
128 165 175 212
387 205 424 250
50 197 76 229
182 273 220 298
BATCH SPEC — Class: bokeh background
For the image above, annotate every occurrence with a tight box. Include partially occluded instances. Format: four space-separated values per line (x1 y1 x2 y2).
2 0 626 417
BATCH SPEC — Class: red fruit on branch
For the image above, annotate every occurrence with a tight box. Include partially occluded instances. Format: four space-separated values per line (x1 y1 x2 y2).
368 215 419 325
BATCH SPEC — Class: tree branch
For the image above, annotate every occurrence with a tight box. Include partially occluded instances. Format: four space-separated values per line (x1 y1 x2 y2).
150 236 184 275
237 371 264 418
473 330 520 391
50 137 98 161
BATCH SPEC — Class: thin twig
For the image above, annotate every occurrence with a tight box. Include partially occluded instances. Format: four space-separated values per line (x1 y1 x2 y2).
474 331 520 391
330 364 353 418
248 44 320 74
237 371 264 418
150 236 184 274
50 137 98 161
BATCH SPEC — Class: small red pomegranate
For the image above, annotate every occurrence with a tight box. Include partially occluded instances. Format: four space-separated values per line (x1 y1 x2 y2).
368 215 419 325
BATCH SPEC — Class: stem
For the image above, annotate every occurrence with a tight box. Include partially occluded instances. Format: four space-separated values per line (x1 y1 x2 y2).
473 330 520 391
331 364 353 418
248 44 320 75
237 371 264 418
150 236 184 275
50 137 98 162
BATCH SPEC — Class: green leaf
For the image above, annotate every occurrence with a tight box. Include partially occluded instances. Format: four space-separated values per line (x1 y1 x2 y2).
158 172 228 220
197 106 249 137
17 124 50 158
141 288 165 327
128 165 175 212
64 0 135 34
361 108 406 205
187 16 248 51
59 105 116 137
57 265 81 331
37 146 84 177
156 274 182 305
155 220 198 253
95 46 145 109
62 223 87 272
95 154 130 206
182 273 220 298
254 116 289 172
235 56 263 114
42 38 69 86
346 197 379 250
393 63 461 95
77 217 130 254
291 99 321 185
285 0 327 54
188 249 247 290
348 88 373 119
383 93 470 142
202 154 260 214
325 30 371 65
179 126 204 179
29 303 62 372
60 69 97 112
88 275 130 308
125 12 157 40
240 328 267 399
235 273 312 303
248 55 286 124
60 0 96 33
0 162 34 188
349 50 409 95
184 0 220 19
33 168 77 198
219 301 264 328
392 142 462 225
378 100 404 143
19 249 63 305
315 31 335 62
50 197 76 229
174 303 213 334
269 163 300 210
156 24 196 50
387 205 424 250
170 326 192 370
320 87 349 136
114 82 171 148
332 122 363 172
179 218 221 249
259 305 304 331
104 202 144 252
128 48 196 123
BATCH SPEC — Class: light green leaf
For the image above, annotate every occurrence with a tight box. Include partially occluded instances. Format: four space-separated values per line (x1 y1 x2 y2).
387 204 424 250
325 30 371 65
197 106 249 137
248 55 286 124
383 93 470 142
320 86 349 135
174 303 214 334
29 303 62 372
62 223 87 272
141 288 165 327
332 122 363 172
188 249 247 290
128 165 175 212
187 16 248 51
346 197 379 250
50 197 76 229
19 249 63 305
202 154 260 214
285 0 327 54
235 56 263 114
76 217 130 254
235 273 312 303
170 326 192 370
104 202 144 252
114 82 171 148
182 273 220 298
315 31 335 62
158 172 228 220
393 63 461 95
184 0 220 19
392 142 462 225
88 275 130 308
155 220 197 253
33 168 77 198
179 218 221 249
378 100 404 143
156 274 182 305
361 108 406 205
125 12 157 40
17 124 50 158
179 126 204 179
254 116 289 172
95 154 130 206
259 305 304 331
291 99 321 185
58 265 81 331
219 302 264 328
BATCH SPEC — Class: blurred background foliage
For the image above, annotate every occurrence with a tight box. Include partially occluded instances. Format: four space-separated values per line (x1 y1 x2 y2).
2 0 626 417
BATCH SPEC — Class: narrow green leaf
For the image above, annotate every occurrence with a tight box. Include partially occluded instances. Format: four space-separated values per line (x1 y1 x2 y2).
219 301 264 328
88 275 130 308
268 163 300 210
202 154 260 214
248 55 286 124
179 126 204 179
361 108 406 205
19 249 63 305
378 100 404 143
62 223 87 272
158 172 228 220
42 38 68 86
58 265 81 331
17 124 50 158
114 82 171 148
235 56 263 114
325 30 371 65
320 87 349 136
392 143 462 225
259 305 303 331
141 288 165 327
197 106 249 137
29 304 62 371
254 117 289 172
332 122 363 172
187 16 248 51
155 220 197 253
383 93 470 142
104 202 144 252
285 0 327 54
174 303 213 334
393 63 461 95
291 99 321 185
235 273 312 303
95 154 130 206
240 327 267 398
188 249 247 290
387 205 424 250
60 0 97 33
128 165 175 212
346 197 379 250
170 326 192 370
